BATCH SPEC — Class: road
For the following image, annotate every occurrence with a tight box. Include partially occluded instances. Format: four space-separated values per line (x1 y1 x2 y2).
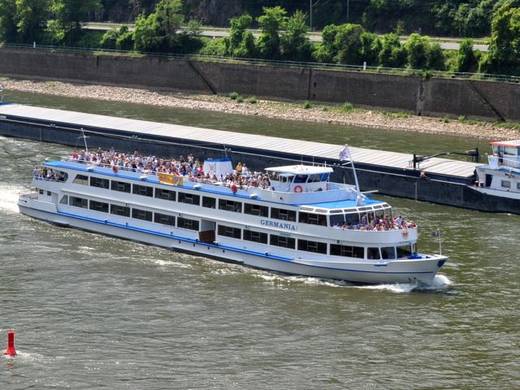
82 22 489 52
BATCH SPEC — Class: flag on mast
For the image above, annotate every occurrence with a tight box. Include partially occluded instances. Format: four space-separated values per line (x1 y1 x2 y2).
339 145 351 161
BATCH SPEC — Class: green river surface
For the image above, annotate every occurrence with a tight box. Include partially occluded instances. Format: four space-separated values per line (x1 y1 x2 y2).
0 90 518 389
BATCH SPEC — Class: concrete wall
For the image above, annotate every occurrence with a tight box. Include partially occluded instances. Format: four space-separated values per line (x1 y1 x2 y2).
1 47 520 120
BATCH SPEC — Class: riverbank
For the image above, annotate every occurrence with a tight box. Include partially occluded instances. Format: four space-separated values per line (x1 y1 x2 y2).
1 77 518 140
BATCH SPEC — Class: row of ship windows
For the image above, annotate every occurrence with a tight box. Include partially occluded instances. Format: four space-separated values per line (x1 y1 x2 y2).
501 180 520 190
74 174 328 225
60 194 408 260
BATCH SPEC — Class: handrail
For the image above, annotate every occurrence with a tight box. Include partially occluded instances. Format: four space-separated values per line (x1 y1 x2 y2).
2 42 520 84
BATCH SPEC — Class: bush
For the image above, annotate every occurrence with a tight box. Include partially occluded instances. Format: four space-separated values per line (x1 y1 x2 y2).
229 92 239 100
341 101 354 112
236 95 244 103
248 96 257 104
200 38 227 56
303 100 312 109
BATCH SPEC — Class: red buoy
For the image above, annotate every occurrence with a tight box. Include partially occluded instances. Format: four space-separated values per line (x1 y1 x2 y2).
4 330 16 357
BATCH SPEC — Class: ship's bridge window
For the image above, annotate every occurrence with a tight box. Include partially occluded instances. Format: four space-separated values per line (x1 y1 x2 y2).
219 199 242 213
267 172 280 181
155 188 176 201
60 195 68 205
307 174 322 183
178 217 199 231
517 182 520 190
381 247 396 260
70 196 88 209
154 213 176 226
271 207 296 222
298 239 327 254
111 180 131 193
90 200 109 213
132 208 153 222
299 212 327 226
133 184 154 197
179 192 200 205
244 203 268 217
397 245 413 259
73 174 89 185
294 174 307 183
110 204 130 217
279 174 294 184
367 247 381 260
90 176 109 189
501 180 511 189
202 196 216 208
330 244 364 258
243 230 268 244
217 224 241 239
270 234 296 249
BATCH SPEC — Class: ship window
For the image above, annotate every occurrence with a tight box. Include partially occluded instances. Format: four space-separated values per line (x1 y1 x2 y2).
330 214 346 227
517 183 520 190
178 192 200 205
299 212 327 226
47 191 52 196
155 188 176 201
397 245 413 258
154 213 176 226
132 208 153 221
177 217 199 231
294 174 307 183
60 195 68 204
345 213 360 226
111 180 131 193
271 208 296 222
298 239 327 254
501 180 511 188
90 176 109 189
330 244 364 258
270 235 296 249
73 174 89 185
217 224 241 239
70 196 88 209
381 247 396 260
110 204 130 217
307 174 322 183
38 189 44 195
89 200 109 213
243 230 268 244
219 199 242 213
202 196 216 208
132 184 154 197
244 203 268 217
367 247 381 260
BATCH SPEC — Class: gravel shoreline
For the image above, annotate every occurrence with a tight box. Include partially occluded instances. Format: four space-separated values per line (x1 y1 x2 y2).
2 78 519 140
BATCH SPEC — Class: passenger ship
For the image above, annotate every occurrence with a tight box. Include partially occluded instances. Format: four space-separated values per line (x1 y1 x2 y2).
18 151 447 285
474 140 520 200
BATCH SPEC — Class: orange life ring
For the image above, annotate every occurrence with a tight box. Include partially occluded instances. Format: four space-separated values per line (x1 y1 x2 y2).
294 185 303 193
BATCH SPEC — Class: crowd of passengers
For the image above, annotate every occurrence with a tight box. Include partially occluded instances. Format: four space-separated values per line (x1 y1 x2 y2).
68 149 272 189
333 215 416 231
32 167 67 182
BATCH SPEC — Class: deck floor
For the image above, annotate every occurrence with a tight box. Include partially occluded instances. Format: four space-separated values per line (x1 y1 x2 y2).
0 103 477 178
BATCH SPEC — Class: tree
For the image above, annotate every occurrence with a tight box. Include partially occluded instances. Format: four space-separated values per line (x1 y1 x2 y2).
486 0 520 73
48 0 102 44
404 33 429 69
427 42 445 70
225 13 255 57
15 0 49 43
312 24 338 62
334 23 364 65
378 33 406 68
256 6 286 59
456 38 477 72
281 10 312 61
0 0 20 42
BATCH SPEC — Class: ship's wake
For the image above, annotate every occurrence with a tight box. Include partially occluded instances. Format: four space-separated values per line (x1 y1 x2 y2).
0 184 24 214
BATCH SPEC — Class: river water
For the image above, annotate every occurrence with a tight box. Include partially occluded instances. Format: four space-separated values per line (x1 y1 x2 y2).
0 92 519 389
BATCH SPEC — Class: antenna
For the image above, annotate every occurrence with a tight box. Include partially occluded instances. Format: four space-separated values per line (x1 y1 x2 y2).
80 128 89 153
339 144 361 198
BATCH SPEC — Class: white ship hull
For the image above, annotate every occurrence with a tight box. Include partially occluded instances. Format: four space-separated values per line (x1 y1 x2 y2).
19 200 444 285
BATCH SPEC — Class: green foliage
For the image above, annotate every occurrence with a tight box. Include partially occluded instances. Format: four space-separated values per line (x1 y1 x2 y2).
404 33 430 69
48 0 102 45
334 24 365 64
229 91 239 100
0 0 49 43
236 95 244 103
225 14 256 57
378 33 406 67
280 10 312 61
456 39 477 72
340 101 354 112
199 37 227 56
248 96 257 104
486 0 520 74
427 42 446 70
303 100 311 109
256 6 286 59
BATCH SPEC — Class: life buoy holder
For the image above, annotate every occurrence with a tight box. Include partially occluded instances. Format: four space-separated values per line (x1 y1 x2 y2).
294 185 303 193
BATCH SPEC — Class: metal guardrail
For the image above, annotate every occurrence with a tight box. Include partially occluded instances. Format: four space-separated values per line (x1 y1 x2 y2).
2 42 520 84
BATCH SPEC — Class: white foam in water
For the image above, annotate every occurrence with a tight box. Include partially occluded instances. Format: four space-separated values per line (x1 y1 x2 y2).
0 185 24 213
358 282 419 294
